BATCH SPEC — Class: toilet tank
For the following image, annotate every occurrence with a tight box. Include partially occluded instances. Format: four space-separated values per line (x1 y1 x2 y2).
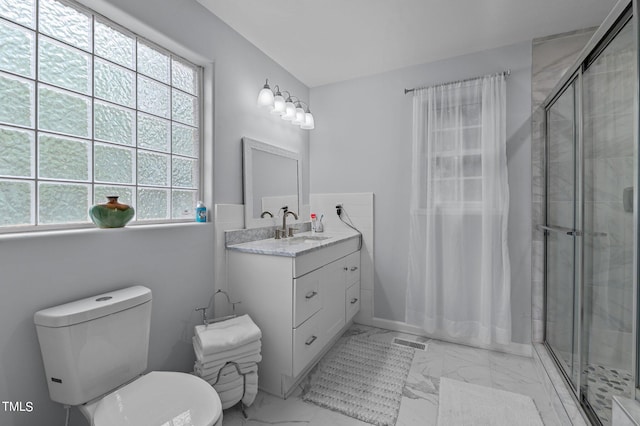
34 286 152 406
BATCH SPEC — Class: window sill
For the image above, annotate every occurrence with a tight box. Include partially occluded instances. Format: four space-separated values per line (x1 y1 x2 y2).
0 220 212 241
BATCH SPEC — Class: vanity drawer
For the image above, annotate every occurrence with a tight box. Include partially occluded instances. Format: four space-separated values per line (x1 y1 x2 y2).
294 238 359 277
344 252 360 287
292 311 323 377
346 281 360 323
293 273 322 328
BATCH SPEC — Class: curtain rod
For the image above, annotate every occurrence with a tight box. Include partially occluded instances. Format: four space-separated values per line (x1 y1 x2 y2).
404 69 511 95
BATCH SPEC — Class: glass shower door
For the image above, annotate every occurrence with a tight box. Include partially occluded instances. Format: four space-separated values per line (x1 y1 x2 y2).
581 17 635 425
545 79 580 388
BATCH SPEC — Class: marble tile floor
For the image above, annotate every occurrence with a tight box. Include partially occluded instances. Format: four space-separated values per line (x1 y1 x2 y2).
223 325 561 426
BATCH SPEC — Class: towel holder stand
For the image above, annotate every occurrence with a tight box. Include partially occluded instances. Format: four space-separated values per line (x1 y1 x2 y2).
209 360 251 418
194 292 254 419
195 289 242 326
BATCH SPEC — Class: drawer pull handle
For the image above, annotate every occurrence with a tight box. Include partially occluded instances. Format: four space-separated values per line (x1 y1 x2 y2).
305 335 318 346
343 267 348 271
350 266 358 271
350 298 359 304
305 291 318 299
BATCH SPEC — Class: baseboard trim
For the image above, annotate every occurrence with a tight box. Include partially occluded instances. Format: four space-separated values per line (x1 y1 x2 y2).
365 317 533 357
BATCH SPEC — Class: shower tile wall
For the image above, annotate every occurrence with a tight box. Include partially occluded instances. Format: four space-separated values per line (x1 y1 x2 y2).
583 52 635 371
531 28 596 343
580 23 636 424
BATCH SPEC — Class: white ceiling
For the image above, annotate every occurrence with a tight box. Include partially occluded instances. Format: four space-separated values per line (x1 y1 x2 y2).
196 0 619 87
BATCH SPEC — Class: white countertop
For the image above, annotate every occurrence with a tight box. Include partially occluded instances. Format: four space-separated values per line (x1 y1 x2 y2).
226 230 360 257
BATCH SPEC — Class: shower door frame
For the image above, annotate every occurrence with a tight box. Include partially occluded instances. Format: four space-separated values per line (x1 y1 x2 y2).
541 0 639 422
543 71 583 395
634 0 640 405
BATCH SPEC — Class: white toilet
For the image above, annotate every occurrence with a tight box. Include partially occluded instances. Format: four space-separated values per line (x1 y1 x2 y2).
34 285 223 426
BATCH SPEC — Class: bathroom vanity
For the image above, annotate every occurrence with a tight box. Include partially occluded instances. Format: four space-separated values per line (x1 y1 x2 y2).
227 231 361 398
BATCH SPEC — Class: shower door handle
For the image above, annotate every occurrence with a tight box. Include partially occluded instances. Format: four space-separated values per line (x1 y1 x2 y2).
537 225 582 237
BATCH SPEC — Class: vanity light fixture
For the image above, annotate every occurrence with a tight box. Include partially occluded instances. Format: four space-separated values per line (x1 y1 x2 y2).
292 102 306 125
272 89 286 116
257 80 275 108
256 79 315 130
301 106 315 130
282 97 297 121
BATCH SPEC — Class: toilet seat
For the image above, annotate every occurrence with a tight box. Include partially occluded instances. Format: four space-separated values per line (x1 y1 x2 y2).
85 371 222 426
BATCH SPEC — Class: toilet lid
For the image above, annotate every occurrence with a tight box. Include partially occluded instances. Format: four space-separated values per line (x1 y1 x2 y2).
92 371 221 426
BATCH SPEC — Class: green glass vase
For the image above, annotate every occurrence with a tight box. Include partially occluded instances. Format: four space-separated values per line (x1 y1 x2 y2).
89 196 135 228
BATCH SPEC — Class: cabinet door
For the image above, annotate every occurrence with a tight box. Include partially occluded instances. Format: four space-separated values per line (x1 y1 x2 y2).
293 311 323 377
346 281 361 323
293 272 322 328
319 258 347 341
344 251 360 287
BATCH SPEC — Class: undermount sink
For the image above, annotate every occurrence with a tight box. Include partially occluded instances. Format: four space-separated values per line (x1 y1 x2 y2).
288 235 330 243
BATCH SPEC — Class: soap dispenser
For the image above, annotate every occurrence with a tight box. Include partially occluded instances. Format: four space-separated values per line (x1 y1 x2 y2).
196 201 207 222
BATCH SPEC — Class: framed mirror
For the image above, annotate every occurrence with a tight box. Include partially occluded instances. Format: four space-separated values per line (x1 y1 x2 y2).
242 137 303 228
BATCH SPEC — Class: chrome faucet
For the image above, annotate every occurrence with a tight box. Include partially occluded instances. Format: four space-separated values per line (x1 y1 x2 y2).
281 206 298 236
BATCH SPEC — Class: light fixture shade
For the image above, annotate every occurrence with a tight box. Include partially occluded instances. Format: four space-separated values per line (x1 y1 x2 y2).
301 112 315 130
293 106 305 125
257 81 313 130
283 101 296 121
257 86 274 109
271 94 286 115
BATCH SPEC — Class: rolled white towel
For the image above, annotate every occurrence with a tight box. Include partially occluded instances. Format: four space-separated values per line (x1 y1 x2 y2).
196 356 261 380
201 362 258 386
194 352 262 373
195 349 261 372
218 386 247 410
242 371 258 387
212 375 243 392
242 371 258 407
196 360 258 374
211 364 242 386
193 338 261 365
194 314 262 356
216 372 259 409
212 371 258 392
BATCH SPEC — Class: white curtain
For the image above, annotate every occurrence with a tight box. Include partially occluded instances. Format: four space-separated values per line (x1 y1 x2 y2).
405 73 511 346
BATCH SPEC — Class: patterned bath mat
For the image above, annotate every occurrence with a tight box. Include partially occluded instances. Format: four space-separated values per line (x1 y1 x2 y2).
437 377 543 426
302 334 415 426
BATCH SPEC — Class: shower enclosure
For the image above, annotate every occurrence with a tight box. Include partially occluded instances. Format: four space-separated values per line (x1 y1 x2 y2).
542 2 638 425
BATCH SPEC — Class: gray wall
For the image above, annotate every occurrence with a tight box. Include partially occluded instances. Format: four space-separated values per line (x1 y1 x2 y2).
1 225 214 426
309 41 533 344
0 0 309 424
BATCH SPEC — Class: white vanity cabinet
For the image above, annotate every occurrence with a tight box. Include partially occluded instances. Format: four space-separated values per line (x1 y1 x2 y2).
227 235 360 398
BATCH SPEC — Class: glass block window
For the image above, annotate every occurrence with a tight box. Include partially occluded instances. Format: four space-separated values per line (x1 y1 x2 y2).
0 0 201 229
